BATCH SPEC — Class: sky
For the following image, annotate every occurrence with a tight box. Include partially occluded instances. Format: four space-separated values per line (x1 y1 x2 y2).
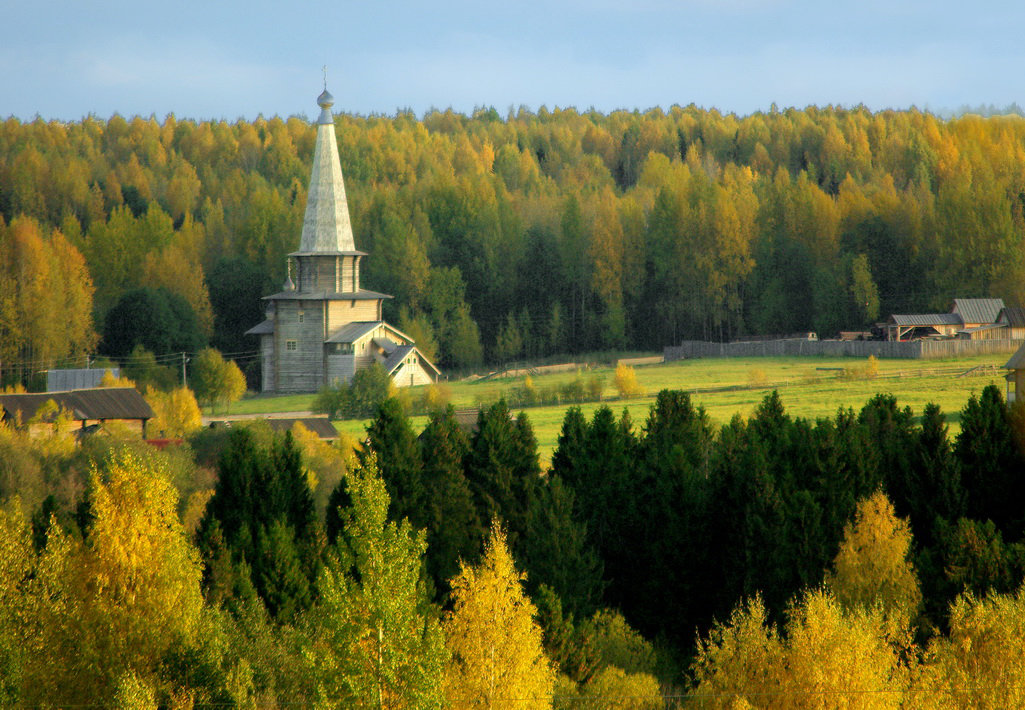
4 0 1025 122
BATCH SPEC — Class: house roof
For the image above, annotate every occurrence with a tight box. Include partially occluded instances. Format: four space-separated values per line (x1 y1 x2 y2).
0 387 153 424
952 298 1006 324
383 345 442 380
888 313 962 327
1006 342 1025 369
998 306 1025 328
326 321 383 344
265 417 339 440
326 321 415 346
383 345 416 374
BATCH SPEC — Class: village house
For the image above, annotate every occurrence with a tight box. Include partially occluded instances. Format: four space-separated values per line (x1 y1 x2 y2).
246 88 439 393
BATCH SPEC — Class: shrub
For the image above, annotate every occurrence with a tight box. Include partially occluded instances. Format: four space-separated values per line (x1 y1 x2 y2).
614 364 643 398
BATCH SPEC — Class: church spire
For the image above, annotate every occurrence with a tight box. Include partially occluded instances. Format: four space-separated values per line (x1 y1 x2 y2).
298 86 357 253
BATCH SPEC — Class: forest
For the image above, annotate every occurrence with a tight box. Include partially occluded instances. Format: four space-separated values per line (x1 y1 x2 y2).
4 104 1025 386
2 383 1025 706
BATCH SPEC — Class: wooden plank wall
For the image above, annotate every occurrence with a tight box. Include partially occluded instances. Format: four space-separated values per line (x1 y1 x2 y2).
665 338 1024 361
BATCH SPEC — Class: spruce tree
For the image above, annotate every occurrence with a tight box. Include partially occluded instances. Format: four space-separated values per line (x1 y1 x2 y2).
418 406 483 599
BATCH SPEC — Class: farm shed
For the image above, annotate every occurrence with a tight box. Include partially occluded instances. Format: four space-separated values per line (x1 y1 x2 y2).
1005 343 1025 403
0 387 153 437
996 307 1025 340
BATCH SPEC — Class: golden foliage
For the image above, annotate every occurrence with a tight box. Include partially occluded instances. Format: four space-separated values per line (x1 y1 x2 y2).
693 591 909 709
915 590 1025 710
444 523 557 709
614 363 644 398
144 385 203 438
825 491 922 628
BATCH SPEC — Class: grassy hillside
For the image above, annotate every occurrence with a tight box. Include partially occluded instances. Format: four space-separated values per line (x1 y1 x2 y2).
225 352 1011 465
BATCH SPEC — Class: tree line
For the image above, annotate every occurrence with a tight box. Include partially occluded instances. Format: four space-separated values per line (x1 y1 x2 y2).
4 105 1025 386
2 382 1025 705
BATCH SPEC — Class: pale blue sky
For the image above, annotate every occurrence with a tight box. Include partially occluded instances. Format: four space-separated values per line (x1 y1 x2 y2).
3 0 1024 120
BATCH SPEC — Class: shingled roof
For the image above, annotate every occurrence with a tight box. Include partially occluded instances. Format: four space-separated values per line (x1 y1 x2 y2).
0 387 153 425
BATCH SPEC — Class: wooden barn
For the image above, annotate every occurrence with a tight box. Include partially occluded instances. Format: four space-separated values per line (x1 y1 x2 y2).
887 298 1012 341
0 387 153 437
1006 343 1025 403
995 306 1025 340
246 88 439 393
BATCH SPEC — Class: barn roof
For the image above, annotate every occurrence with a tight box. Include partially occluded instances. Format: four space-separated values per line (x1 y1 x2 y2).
998 306 1025 328
1006 343 1025 369
952 298 1005 324
0 387 153 424
888 313 962 326
265 417 339 440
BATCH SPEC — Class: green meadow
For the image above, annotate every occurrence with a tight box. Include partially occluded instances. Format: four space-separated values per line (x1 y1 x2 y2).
228 353 1012 465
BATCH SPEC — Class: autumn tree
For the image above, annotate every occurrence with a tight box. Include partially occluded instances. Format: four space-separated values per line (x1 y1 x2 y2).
443 523 556 708
304 454 445 708
825 491 922 629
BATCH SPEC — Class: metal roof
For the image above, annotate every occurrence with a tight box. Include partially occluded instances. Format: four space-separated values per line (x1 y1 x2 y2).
326 321 382 344
888 313 962 326
952 298 1005 324
383 345 416 374
299 88 357 253
0 387 154 424
383 345 441 379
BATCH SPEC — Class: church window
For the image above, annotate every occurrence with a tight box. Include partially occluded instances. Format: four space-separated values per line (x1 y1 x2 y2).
286 340 297 351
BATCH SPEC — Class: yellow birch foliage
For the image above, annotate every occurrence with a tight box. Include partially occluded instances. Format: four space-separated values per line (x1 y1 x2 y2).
692 591 909 709
614 363 644 398
825 491 922 628
25 450 204 705
144 385 203 438
444 523 557 709
914 590 1025 710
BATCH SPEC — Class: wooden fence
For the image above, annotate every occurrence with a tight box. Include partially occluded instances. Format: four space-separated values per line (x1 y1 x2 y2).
665 338 1024 361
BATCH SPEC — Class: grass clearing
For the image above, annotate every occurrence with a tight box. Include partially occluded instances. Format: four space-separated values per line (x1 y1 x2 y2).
225 353 1011 465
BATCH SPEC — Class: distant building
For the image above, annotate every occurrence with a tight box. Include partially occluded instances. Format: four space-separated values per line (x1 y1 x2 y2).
246 89 439 393
885 298 1009 341
0 387 153 437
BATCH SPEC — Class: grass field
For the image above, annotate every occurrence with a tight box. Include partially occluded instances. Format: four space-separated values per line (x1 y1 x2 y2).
224 353 1012 465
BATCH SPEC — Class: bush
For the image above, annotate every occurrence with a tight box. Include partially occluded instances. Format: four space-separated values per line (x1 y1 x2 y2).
614 364 643 398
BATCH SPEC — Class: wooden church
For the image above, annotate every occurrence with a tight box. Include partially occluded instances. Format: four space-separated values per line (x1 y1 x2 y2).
246 88 439 393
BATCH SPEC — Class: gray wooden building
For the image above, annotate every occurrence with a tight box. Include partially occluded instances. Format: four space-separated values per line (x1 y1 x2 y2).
246 89 439 393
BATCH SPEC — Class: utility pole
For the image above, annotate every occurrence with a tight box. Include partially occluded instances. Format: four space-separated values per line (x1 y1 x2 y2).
181 352 189 388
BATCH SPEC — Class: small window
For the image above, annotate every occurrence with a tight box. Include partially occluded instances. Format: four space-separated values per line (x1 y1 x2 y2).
298 311 304 323
286 340 297 351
